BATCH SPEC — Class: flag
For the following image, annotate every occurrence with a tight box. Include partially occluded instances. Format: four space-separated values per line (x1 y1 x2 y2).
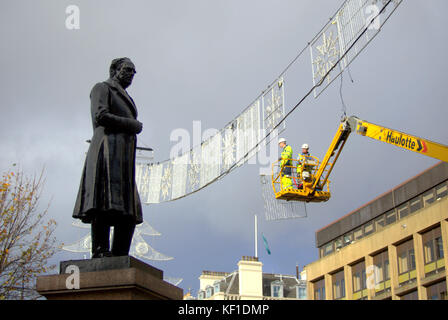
262 233 271 255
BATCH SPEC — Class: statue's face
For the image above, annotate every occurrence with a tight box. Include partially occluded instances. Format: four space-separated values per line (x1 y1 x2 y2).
116 60 136 89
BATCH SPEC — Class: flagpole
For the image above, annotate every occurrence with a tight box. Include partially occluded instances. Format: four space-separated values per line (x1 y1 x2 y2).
254 214 258 258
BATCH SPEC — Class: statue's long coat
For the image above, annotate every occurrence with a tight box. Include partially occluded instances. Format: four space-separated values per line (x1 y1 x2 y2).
73 78 143 225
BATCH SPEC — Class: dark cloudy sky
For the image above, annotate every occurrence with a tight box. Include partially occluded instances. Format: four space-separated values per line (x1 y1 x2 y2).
1 0 447 296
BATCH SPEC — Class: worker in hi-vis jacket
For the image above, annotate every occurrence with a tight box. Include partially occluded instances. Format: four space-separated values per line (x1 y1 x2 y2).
278 138 293 189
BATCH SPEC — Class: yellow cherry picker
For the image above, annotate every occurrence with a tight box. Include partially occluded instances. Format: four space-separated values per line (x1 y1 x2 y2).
272 116 448 202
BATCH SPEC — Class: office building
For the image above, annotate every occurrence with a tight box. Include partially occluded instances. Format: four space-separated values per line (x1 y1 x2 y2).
304 162 448 300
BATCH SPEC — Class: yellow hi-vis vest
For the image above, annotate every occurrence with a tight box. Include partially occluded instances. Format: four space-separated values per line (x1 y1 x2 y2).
297 152 312 173
281 145 293 175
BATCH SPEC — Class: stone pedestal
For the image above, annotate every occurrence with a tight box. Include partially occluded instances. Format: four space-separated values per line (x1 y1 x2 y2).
36 256 183 300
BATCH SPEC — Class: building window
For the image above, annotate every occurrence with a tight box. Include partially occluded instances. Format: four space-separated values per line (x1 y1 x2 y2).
205 286 213 298
214 281 221 294
375 215 385 231
422 226 445 276
410 249 416 270
297 286 307 300
397 239 416 285
400 290 418 300
409 197 422 214
354 228 363 241
271 280 284 298
332 270 345 300
385 210 396 225
384 259 390 281
364 222 374 237
436 182 448 200
372 250 391 297
313 278 326 300
352 261 366 296
398 246 415 273
323 242 334 256
426 280 447 300
343 233 353 246
397 203 409 219
335 238 343 250
198 291 205 300
423 189 435 207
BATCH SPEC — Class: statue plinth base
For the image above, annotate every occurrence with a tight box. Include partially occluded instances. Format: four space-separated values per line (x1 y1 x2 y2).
36 256 183 300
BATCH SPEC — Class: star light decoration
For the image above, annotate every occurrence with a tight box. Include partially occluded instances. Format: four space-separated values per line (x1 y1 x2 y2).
160 164 172 200
188 150 201 191
263 79 284 132
135 163 151 202
260 174 307 221
61 221 180 285
222 126 236 171
61 221 173 261
312 29 341 86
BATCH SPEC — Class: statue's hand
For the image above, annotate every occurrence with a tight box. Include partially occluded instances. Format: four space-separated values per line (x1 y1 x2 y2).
120 118 143 134
133 120 143 134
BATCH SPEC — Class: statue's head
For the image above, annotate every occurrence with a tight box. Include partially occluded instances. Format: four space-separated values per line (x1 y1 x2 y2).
109 57 136 89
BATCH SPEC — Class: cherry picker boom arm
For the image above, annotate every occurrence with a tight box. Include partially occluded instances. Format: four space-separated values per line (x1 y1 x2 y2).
312 120 351 191
312 116 448 193
346 116 448 163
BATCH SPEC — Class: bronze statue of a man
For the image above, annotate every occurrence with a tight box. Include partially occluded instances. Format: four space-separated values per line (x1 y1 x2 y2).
73 57 143 258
